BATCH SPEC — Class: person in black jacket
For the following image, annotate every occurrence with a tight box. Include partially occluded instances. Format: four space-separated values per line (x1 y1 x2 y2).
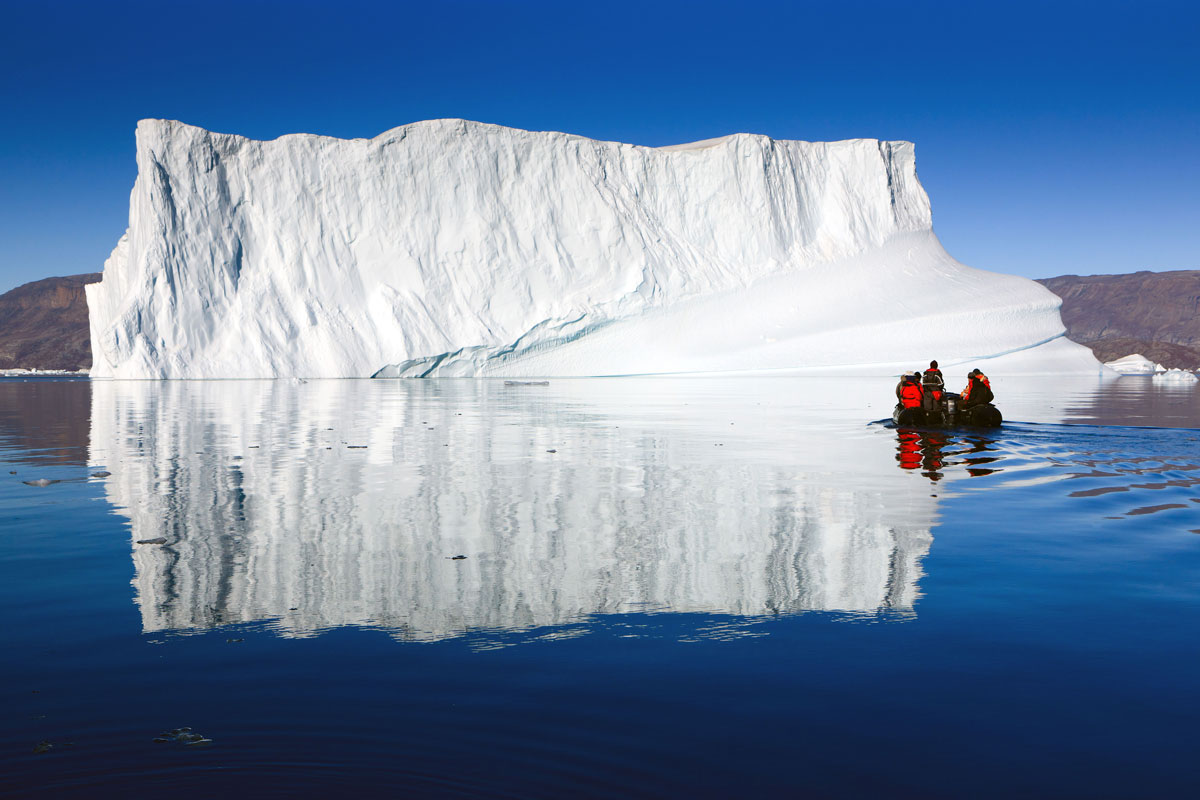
922 360 945 391
961 369 994 409
921 360 945 412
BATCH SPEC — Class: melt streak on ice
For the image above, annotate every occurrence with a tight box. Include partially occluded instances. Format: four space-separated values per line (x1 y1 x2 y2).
86 119 1099 379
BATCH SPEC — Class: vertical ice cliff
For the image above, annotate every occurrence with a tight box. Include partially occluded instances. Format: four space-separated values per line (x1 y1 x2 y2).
87 119 1098 378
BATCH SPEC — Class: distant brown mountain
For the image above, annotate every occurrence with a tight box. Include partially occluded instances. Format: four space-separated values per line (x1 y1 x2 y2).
0 273 101 371
1037 271 1200 369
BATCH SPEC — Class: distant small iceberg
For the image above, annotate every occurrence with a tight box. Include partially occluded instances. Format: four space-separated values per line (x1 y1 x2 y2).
1152 368 1198 383
1104 354 1163 375
0 368 89 377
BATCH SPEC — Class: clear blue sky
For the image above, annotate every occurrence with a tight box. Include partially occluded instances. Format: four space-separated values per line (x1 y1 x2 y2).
1 0 1196 293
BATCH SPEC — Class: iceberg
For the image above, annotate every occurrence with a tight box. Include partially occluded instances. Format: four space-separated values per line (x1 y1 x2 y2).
87 119 1099 379
1104 353 1163 375
1153 368 1198 383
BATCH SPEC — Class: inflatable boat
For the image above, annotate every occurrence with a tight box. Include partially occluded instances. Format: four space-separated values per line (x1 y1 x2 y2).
892 391 1002 428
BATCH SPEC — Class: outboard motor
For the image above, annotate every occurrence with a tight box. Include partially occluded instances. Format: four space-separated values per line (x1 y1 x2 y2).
943 392 959 425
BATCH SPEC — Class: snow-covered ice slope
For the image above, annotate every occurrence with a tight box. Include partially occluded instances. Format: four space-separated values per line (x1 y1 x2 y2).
87 119 1099 378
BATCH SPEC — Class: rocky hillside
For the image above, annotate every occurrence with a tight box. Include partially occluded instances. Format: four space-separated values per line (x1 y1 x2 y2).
1037 271 1200 369
0 274 101 370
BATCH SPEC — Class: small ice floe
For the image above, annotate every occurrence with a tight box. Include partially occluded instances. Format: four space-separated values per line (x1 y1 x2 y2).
136 537 168 545
153 727 212 747
23 478 58 487
32 740 53 754
0 368 86 377
1153 368 1198 383
504 380 549 386
90 471 111 478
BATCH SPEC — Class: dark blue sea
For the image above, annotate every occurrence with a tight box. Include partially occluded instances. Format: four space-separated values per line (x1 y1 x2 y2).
2 374 1198 797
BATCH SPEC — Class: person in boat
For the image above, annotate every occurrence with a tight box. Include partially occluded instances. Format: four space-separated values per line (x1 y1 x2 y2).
961 368 994 409
922 360 945 392
921 360 945 411
896 371 924 409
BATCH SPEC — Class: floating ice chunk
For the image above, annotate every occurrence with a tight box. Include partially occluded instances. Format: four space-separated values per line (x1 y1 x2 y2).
1152 368 1198 383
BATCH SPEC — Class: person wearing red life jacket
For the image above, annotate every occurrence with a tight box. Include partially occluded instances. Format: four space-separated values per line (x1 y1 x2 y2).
961 369 994 409
896 372 924 409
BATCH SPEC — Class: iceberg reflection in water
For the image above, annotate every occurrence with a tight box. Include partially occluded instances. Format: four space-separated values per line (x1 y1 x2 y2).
88 378 938 642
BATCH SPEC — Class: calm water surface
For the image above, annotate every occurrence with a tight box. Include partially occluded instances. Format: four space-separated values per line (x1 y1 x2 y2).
1 375 1198 797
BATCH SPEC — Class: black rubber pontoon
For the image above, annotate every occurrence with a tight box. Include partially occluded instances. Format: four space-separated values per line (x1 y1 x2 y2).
892 391 1002 428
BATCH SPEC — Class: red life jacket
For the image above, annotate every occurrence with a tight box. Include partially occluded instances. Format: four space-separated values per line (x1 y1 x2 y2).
900 382 923 408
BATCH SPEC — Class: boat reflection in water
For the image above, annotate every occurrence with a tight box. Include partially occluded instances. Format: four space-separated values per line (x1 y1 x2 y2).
895 428 1002 481
88 378 941 643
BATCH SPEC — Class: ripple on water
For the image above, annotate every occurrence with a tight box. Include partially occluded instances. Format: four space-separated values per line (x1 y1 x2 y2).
889 421 1200 526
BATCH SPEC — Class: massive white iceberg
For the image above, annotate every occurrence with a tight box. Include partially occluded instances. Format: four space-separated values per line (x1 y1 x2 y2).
87 119 1099 378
